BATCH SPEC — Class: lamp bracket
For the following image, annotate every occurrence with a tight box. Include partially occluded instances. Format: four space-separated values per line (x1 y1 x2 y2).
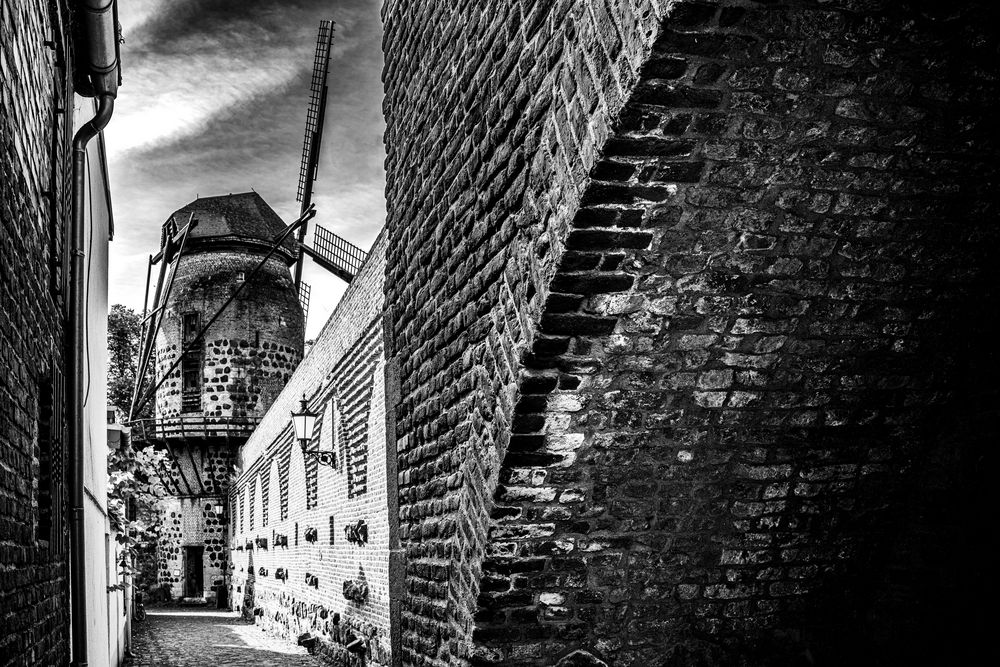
301 447 336 468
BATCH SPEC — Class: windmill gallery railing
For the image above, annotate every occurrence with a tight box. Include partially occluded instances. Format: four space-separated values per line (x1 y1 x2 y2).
127 415 261 443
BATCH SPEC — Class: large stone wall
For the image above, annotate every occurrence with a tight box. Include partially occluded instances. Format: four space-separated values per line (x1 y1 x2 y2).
381 1 999 666
381 0 665 662
0 1 73 664
230 232 396 666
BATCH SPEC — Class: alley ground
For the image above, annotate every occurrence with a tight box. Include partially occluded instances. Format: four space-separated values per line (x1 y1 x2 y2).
129 610 324 666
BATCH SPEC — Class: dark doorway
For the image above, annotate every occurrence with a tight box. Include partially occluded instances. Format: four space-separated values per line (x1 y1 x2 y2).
183 546 204 597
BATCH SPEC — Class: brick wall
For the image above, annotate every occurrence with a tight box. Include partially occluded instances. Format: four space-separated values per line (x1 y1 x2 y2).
230 232 396 665
382 1 999 665
0 1 74 664
381 0 665 663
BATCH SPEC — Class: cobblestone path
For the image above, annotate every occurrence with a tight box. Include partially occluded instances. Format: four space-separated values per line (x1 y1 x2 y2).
130 610 325 666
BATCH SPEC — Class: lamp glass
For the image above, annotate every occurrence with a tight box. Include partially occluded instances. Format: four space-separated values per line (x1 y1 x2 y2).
291 396 318 445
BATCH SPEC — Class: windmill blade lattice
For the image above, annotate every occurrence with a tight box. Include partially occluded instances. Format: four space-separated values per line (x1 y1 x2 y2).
297 20 335 205
313 224 367 279
299 281 312 321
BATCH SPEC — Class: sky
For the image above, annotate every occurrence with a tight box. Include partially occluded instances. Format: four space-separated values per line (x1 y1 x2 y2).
106 0 386 339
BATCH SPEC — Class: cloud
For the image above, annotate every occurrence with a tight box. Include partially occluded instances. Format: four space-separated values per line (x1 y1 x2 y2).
109 0 366 155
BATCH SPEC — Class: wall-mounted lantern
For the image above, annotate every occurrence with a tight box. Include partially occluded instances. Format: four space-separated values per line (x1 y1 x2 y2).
274 533 289 547
258 567 268 577
275 568 288 581
291 393 335 467
304 526 319 543
255 536 268 550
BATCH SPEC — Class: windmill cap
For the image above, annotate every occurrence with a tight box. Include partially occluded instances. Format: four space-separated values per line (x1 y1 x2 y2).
167 191 297 263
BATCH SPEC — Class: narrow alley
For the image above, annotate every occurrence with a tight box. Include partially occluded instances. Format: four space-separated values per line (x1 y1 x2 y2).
129 611 324 667
3 1 998 666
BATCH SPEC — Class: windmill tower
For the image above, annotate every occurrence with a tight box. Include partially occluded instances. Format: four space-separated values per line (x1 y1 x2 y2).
129 193 306 604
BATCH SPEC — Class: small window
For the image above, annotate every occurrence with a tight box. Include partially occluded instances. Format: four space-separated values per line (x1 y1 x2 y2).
182 354 201 393
181 312 203 413
236 272 245 283
36 363 65 550
182 312 200 343
37 373 55 542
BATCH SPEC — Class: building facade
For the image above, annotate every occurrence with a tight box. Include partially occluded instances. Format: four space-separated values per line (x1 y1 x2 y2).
1 1 125 665
134 192 304 603
229 231 398 665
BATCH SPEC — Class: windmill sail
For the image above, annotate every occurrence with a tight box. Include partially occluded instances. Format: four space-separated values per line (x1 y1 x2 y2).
299 281 312 321
293 19 335 293
297 19 335 207
313 225 366 279
289 18 367 329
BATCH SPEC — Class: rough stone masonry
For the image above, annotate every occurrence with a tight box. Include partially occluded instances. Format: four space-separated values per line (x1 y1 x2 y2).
380 1 999 665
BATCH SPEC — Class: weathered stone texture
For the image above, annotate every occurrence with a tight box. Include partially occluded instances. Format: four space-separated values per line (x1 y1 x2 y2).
382 0 999 665
155 495 230 602
154 250 303 422
0 1 73 664
382 1 668 663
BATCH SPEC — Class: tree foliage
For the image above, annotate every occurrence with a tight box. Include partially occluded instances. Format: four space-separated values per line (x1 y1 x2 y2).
106 304 164 590
107 303 154 419
107 438 169 591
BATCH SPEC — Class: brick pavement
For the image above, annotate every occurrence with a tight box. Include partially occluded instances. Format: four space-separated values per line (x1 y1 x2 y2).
130 610 324 666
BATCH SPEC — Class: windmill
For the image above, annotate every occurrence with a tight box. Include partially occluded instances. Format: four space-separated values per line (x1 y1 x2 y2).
127 19 365 421
291 19 369 329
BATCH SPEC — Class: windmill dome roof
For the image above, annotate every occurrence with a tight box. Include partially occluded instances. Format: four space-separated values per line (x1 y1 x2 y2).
167 191 297 262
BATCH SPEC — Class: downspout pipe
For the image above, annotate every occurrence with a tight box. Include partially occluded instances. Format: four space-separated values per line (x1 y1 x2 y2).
69 2 120 665
69 93 114 667
74 0 120 98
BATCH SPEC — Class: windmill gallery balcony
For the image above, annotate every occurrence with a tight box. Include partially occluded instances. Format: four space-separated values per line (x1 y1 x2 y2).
128 414 261 443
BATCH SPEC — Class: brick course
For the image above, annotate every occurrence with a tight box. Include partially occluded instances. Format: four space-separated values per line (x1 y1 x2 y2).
0 1 74 664
381 1 999 665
